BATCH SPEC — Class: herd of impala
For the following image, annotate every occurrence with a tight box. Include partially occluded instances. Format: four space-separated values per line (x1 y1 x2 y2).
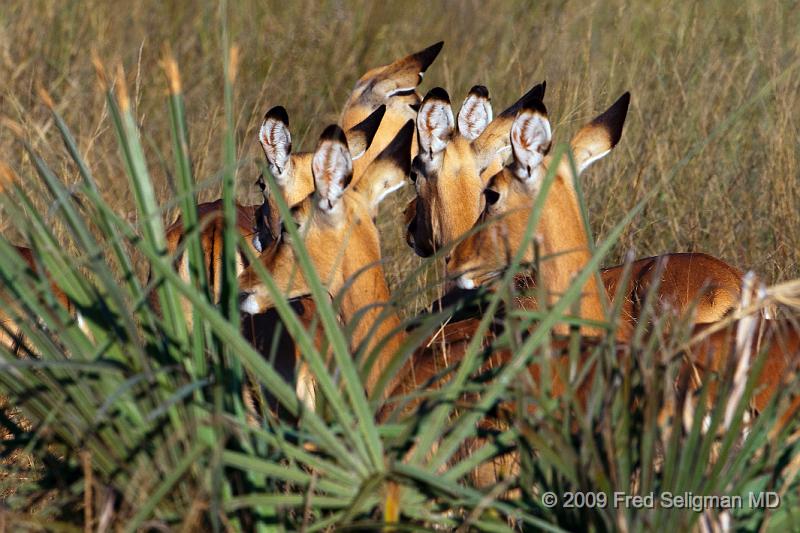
4 41 799 485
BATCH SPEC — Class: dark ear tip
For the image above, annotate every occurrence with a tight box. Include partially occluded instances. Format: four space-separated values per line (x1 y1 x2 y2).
528 80 546 103
320 124 348 145
415 41 444 71
468 85 490 99
617 92 631 110
380 120 414 173
264 105 289 125
424 86 450 104
350 104 386 147
501 80 547 117
596 92 631 146
519 83 548 115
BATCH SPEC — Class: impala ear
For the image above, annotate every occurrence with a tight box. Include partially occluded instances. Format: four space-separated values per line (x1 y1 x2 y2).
570 92 630 174
378 41 445 97
472 81 546 174
312 125 353 212
458 85 492 141
511 103 551 180
259 106 292 176
346 104 386 160
356 120 414 210
417 87 454 159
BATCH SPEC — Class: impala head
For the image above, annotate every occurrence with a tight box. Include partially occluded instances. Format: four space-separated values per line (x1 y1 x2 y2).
447 92 631 289
254 104 387 250
258 103 386 192
341 41 443 130
341 41 443 179
239 120 414 315
405 82 547 257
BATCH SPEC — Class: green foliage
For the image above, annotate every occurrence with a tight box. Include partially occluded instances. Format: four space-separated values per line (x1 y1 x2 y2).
1 1 799 530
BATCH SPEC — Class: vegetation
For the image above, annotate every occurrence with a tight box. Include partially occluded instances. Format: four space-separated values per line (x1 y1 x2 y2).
0 0 798 530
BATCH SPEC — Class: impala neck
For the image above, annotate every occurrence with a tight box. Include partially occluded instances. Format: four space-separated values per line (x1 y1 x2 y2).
336 213 405 400
537 174 606 336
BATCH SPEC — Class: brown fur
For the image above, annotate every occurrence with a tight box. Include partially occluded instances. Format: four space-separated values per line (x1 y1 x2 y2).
602 253 744 340
681 318 800 420
383 314 800 487
448 166 745 340
1 246 74 353
155 200 262 328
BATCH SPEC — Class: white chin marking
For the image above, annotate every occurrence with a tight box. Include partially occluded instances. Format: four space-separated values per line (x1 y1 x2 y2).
252 235 263 253
457 277 476 290
240 295 261 315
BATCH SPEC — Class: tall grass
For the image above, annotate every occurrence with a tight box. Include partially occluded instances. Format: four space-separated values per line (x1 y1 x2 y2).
1 0 799 301
1 0 799 530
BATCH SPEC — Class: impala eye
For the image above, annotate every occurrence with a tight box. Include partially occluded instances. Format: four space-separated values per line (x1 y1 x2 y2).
485 188 500 206
410 170 418 183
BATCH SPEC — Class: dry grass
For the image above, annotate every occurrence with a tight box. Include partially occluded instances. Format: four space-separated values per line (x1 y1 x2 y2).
1 0 798 306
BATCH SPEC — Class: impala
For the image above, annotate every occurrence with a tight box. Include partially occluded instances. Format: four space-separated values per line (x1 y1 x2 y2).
341 41 443 177
411 86 745 339
156 103 388 319
382 97 799 485
382 302 800 487
1 246 83 353
161 40 442 312
238 121 414 398
256 103 388 243
406 82 547 257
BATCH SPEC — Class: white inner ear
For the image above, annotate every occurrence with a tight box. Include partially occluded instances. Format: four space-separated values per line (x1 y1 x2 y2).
417 100 454 158
313 142 352 212
259 118 292 176
511 112 551 179
458 96 492 141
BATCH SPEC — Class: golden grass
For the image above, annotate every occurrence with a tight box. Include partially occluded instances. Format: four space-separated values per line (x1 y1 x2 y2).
1 0 798 307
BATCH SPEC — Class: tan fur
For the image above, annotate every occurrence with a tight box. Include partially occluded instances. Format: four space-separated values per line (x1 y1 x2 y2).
238 196 404 397
415 136 487 253
406 87 542 257
448 165 606 336
342 42 443 182
448 167 746 340
238 125 413 399
350 108 419 179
